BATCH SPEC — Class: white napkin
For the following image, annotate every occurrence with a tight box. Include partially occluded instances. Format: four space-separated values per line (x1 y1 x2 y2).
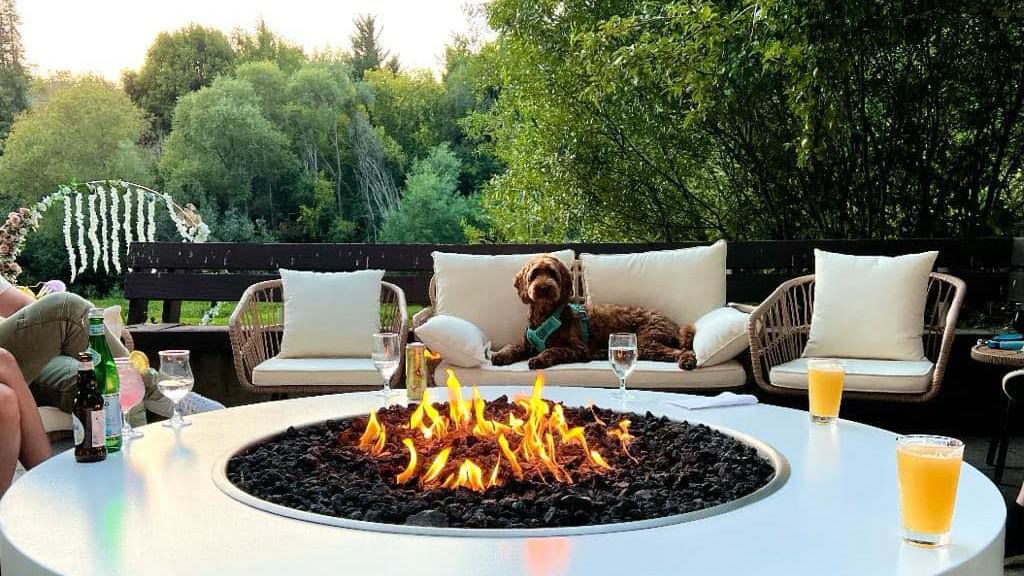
666 391 759 410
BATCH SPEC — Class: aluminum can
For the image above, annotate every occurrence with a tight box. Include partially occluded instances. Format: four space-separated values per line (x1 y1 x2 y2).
406 343 428 401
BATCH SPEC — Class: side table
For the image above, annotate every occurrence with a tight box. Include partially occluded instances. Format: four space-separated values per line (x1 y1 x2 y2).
971 344 1024 483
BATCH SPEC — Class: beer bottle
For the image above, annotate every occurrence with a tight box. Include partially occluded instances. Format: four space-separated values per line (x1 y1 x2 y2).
88 309 122 452
73 352 107 463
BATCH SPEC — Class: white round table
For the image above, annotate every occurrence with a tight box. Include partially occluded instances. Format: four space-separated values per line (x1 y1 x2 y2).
0 387 1006 576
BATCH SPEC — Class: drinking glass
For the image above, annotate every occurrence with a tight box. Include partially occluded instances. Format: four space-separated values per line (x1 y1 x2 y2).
372 333 401 400
115 358 146 439
807 359 845 424
157 350 194 428
608 333 638 400
897 435 964 547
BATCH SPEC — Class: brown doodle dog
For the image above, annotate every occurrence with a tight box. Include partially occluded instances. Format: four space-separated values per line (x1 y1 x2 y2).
491 254 698 371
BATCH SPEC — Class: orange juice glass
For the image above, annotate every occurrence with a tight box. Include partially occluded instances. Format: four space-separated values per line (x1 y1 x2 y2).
896 435 964 547
807 359 844 424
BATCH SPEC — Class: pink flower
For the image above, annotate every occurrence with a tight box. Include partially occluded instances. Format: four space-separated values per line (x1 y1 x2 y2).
0 244 11 256
18 208 29 216
6 213 20 226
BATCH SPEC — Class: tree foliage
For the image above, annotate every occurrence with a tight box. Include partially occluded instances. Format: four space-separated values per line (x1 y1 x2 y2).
350 14 389 81
158 77 300 235
0 75 152 204
381 144 482 243
232 19 306 75
0 0 27 145
123 25 236 133
481 0 1024 241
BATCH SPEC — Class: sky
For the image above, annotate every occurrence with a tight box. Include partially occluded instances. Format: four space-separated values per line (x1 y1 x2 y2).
19 0 488 81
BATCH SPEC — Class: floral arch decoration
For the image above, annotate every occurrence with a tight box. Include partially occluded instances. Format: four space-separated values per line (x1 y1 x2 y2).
0 180 210 284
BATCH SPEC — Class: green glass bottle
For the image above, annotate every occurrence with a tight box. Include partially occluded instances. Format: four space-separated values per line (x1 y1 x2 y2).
88 309 121 452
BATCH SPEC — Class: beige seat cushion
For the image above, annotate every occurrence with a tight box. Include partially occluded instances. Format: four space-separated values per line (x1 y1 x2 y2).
436 359 745 390
252 357 383 387
433 250 575 350
770 358 934 394
38 405 72 434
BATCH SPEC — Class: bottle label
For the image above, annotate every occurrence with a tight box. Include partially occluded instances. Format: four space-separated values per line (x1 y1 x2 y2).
73 410 106 448
73 414 84 446
103 393 122 439
89 322 105 337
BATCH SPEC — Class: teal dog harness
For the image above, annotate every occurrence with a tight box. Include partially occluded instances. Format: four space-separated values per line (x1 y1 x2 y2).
525 303 590 352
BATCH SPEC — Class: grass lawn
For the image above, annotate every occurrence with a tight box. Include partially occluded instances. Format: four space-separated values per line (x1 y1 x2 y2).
91 297 425 326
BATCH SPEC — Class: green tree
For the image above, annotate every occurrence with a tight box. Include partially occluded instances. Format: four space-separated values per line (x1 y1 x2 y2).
123 25 236 133
284 63 357 211
297 174 357 241
0 75 152 204
380 144 483 243
350 14 389 80
158 77 300 236
0 0 28 145
235 60 288 125
480 0 1024 241
232 19 306 75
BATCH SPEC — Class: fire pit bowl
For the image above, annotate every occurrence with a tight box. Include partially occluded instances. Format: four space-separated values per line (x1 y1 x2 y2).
213 377 789 538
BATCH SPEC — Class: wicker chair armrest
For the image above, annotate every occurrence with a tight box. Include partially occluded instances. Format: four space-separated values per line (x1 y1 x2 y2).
748 275 815 390
411 307 434 333
925 272 965 396
228 279 284 391
381 282 409 388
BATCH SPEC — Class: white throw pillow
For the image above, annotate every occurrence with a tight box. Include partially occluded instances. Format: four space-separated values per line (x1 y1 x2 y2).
415 315 490 368
432 250 575 349
693 307 750 367
581 240 727 326
278 269 384 358
803 250 938 361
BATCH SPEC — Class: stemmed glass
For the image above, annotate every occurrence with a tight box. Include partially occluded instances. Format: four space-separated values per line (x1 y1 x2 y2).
115 358 146 439
157 350 194 428
608 333 638 400
372 333 401 400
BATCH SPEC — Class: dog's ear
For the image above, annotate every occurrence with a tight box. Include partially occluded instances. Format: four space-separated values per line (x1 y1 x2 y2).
553 257 573 305
513 262 532 304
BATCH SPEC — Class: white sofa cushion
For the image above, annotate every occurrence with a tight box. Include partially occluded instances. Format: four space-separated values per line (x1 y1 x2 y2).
770 358 934 394
252 357 383 387
278 269 383 358
432 250 575 349
803 250 937 361
436 359 745 390
415 315 490 368
693 306 750 367
580 240 726 326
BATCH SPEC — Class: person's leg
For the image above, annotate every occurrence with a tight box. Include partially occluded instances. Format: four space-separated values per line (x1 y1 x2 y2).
30 356 78 413
0 384 21 497
0 293 91 385
0 349 50 469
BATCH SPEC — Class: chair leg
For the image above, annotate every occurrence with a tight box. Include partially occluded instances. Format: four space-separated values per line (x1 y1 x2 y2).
990 398 1007 466
996 399 1014 484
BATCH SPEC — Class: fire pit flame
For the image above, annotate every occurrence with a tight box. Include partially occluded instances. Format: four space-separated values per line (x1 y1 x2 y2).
353 369 635 492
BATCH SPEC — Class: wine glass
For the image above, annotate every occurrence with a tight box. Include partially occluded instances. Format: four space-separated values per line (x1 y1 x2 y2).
157 350 194 428
608 333 638 400
115 358 146 439
372 333 401 400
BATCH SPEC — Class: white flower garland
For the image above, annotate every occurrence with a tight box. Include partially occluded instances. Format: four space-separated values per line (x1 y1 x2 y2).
123 187 133 246
98 186 109 274
147 197 157 242
74 193 86 274
63 193 77 282
136 188 146 244
87 192 100 271
109 186 121 273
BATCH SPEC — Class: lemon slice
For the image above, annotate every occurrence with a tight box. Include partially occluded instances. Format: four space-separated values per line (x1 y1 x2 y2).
129 350 150 374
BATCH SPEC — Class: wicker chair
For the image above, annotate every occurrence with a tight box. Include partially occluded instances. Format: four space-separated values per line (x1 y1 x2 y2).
228 279 408 395
748 273 965 402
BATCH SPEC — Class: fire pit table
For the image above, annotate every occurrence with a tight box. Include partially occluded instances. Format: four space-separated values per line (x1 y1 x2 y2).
0 386 1006 576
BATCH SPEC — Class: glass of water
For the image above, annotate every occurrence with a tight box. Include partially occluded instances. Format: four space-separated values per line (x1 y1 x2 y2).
157 350 194 428
608 333 638 400
372 333 401 400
